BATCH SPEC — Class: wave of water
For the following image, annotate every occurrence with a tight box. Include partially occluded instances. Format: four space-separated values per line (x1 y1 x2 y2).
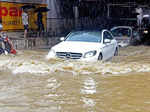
0 56 150 76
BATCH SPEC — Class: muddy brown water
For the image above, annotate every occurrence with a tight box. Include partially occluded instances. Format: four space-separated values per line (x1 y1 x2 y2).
0 46 150 112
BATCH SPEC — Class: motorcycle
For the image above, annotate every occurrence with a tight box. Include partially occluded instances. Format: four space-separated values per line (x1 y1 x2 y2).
0 32 16 55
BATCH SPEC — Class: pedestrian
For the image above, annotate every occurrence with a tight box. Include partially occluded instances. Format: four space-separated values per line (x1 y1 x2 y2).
37 11 44 35
136 7 143 28
22 9 29 38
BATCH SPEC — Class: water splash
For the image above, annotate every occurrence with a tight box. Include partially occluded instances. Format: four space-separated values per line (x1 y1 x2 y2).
0 54 150 76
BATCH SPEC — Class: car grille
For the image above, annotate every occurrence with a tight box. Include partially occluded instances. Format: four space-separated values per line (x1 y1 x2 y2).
56 52 82 59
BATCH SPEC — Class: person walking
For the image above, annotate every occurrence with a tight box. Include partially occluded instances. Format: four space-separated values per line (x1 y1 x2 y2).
136 7 143 29
22 9 29 38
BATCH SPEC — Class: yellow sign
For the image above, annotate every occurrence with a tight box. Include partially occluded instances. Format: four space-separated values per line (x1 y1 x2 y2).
0 2 47 31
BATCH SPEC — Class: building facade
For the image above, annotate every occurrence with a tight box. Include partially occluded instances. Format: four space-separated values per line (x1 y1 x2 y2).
0 0 47 30
0 0 46 4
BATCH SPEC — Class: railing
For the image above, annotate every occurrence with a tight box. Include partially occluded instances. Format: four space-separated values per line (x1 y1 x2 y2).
10 37 60 49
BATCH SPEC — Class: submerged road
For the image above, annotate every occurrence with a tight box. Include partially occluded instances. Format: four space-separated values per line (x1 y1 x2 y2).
0 46 150 112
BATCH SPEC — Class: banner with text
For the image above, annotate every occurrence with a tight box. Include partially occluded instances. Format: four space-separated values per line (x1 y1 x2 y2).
0 2 47 31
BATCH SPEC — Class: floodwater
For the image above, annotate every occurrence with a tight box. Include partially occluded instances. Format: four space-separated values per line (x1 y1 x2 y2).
0 46 150 112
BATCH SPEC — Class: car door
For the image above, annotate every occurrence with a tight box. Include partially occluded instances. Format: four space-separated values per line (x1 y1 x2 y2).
102 31 114 60
111 27 132 45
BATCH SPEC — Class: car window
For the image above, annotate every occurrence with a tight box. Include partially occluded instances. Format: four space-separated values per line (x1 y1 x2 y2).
111 28 131 37
103 31 113 40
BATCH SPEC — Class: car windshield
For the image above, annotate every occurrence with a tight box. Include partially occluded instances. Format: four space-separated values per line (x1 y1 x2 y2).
65 31 101 43
111 28 131 37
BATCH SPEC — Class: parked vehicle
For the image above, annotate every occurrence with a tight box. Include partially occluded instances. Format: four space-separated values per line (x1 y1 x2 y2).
46 30 119 61
111 26 141 47
139 15 150 45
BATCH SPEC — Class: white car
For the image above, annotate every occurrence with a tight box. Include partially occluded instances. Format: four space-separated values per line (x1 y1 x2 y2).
111 26 140 47
46 30 118 61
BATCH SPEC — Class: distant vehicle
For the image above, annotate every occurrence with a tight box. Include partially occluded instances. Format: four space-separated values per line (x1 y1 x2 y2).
139 14 150 45
111 26 140 47
46 30 119 61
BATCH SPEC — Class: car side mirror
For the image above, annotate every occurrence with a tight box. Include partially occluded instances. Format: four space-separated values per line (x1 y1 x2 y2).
104 39 111 43
60 37 65 41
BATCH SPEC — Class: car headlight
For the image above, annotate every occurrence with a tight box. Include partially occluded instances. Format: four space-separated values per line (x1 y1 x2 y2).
46 49 56 59
144 30 148 34
84 50 97 58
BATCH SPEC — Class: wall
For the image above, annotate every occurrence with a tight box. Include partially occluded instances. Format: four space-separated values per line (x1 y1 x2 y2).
47 0 61 32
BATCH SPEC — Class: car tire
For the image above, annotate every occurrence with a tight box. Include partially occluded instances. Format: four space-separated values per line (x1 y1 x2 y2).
114 48 118 56
98 53 103 60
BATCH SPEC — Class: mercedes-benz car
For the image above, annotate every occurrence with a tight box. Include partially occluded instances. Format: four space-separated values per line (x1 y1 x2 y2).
46 30 119 61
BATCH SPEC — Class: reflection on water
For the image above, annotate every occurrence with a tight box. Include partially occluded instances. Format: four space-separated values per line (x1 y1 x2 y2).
81 77 96 95
81 77 96 112
0 46 150 112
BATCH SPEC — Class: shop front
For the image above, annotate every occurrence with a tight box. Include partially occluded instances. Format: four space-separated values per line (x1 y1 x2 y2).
0 0 47 31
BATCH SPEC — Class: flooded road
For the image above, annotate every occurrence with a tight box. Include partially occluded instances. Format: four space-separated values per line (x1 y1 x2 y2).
0 46 150 112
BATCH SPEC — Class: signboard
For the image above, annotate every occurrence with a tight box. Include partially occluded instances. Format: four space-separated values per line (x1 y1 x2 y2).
0 2 47 31
0 0 47 4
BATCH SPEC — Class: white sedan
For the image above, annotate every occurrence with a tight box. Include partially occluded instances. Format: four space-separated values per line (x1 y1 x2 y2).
46 30 119 61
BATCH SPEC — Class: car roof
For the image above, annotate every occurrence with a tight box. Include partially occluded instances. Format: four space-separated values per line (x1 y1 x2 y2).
110 26 132 31
111 26 132 30
71 28 109 33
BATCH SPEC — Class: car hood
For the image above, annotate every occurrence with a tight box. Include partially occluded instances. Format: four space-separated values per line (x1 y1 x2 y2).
114 36 130 47
114 36 130 42
52 41 102 53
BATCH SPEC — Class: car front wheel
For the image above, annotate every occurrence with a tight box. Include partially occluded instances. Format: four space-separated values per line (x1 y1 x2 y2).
98 53 103 60
114 48 118 56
